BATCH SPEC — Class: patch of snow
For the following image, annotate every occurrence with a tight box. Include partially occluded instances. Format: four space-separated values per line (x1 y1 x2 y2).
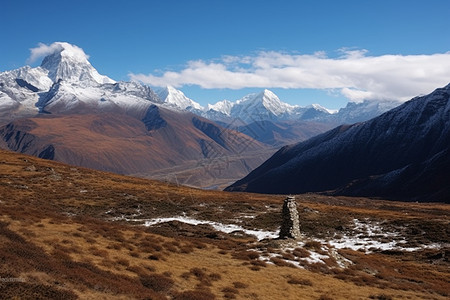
304 250 329 265
255 241 343 270
320 218 445 253
144 216 279 241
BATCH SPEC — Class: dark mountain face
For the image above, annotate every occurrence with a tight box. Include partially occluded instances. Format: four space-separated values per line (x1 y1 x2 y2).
192 117 229 150
225 84 450 203
336 148 450 202
0 119 54 159
142 105 167 130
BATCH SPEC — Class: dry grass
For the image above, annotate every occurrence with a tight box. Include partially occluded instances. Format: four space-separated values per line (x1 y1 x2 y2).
0 149 448 299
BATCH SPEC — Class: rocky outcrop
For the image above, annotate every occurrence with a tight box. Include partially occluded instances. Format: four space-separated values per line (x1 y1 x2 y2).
141 105 167 131
279 196 301 239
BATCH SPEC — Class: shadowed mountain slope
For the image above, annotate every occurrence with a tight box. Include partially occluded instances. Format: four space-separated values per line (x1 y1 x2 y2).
226 84 450 203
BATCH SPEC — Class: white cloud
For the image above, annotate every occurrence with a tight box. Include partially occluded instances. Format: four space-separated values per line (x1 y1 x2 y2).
341 88 374 103
27 42 89 64
130 50 450 102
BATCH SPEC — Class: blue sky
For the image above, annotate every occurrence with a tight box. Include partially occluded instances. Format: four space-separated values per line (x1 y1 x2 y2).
2 0 450 109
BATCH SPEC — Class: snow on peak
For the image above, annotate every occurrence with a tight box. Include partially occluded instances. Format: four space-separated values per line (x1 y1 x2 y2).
206 99 234 115
42 42 89 63
260 89 295 115
156 86 203 110
309 103 338 114
39 42 115 85
260 89 277 99
226 89 295 123
236 89 295 116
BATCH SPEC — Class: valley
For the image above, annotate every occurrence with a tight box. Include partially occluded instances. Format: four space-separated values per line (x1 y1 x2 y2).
0 110 275 189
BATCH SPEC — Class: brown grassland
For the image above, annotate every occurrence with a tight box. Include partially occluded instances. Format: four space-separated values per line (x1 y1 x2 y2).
0 149 448 299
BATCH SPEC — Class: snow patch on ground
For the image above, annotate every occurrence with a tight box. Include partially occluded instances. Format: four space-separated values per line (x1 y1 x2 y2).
144 216 279 241
109 212 445 270
254 240 351 270
320 218 443 253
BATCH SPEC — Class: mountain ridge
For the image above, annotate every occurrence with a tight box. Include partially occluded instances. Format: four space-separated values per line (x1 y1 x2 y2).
225 83 450 202
39 42 115 85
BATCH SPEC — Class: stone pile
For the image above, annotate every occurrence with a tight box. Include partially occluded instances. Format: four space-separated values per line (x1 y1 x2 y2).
279 196 301 239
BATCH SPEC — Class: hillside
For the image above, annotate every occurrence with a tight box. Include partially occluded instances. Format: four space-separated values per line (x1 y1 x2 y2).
226 84 450 202
0 149 448 299
0 107 273 188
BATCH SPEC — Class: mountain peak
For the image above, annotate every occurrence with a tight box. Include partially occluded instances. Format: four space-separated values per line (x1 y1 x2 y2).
39 42 115 85
308 103 337 114
260 88 277 98
258 89 295 116
40 42 89 65
206 99 234 116
156 86 203 110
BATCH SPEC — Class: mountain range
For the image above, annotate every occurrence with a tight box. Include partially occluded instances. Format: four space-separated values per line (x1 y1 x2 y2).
0 42 400 136
156 86 400 129
155 86 401 146
0 42 275 188
0 42 421 192
226 83 450 203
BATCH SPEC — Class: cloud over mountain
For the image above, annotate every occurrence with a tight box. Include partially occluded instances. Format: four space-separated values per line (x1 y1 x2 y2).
27 42 90 64
130 49 450 103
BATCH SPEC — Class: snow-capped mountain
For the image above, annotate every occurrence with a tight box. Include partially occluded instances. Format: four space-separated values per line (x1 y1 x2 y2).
156 86 203 110
0 42 276 189
290 104 334 121
0 41 399 128
0 66 51 117
40 42 115 85
0 42 161 119
206 100 234 116
36 79 162 116
226 83 450 202
200 88 398 125
201 89 334 123
227 89 295 123
330 100 400 124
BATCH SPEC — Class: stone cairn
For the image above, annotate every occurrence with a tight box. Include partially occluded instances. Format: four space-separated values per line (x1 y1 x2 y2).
279 196 301 239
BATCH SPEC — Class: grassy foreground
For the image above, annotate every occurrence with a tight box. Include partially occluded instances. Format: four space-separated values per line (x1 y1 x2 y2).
0 149 448 299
